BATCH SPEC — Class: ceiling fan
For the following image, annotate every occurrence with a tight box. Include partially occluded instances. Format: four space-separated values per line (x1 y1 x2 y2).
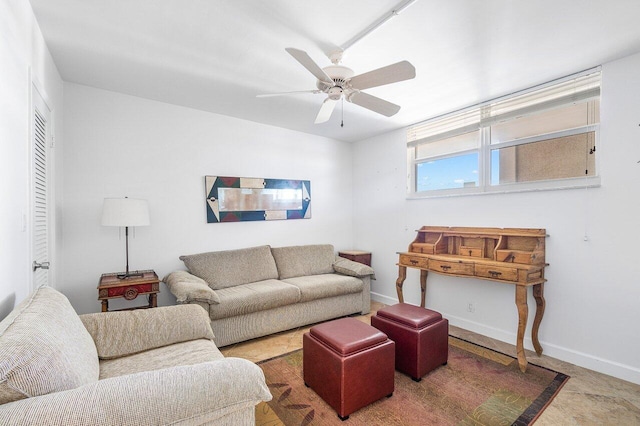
258 48 416 124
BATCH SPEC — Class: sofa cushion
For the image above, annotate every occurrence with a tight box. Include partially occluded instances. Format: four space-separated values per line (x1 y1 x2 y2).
180 245 279 290
99 338 224 379
271 244 335 279
80 304 216 360
282 274 364 303
0 286 99 404
209 280 301 320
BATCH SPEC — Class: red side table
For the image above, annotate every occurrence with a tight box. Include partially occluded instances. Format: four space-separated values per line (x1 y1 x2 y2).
98 270 159 312
338 250 372 266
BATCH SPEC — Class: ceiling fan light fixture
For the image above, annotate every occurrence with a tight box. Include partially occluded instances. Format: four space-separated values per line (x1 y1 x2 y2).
316 65 354 90
327 86 343 100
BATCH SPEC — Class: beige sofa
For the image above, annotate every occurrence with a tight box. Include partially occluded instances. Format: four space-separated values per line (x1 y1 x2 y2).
0 286 271 425
164 244 374 347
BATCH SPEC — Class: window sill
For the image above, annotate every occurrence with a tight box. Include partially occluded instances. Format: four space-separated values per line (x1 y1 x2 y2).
407 176 601 200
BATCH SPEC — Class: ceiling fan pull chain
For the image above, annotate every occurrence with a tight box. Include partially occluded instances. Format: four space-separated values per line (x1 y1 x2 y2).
341 98 344 128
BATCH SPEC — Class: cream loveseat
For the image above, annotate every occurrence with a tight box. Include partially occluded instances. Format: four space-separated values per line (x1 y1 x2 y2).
0 286 271 425
164 244 374 347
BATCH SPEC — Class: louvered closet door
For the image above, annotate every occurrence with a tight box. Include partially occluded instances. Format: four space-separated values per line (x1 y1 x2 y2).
32 86 51 289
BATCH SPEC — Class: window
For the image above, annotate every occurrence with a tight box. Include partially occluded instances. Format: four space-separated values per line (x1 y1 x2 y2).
407 69 600 197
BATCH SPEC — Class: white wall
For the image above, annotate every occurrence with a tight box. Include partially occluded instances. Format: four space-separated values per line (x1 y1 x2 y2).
61 83 354 314
353 52 640 385
0 0 63 318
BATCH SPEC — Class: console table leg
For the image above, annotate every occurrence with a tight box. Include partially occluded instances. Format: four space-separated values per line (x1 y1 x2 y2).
532 283 545 356
419 269 428 308
515 285 528 372
396 266 407 303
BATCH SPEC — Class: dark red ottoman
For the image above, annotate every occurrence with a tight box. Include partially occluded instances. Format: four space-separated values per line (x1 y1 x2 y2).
303 317 395 420
371 303 448 381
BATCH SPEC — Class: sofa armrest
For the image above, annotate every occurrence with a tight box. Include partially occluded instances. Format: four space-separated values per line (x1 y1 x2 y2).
0 358 272 425
80 304 215 360
333 256 376 278
163 270 220 304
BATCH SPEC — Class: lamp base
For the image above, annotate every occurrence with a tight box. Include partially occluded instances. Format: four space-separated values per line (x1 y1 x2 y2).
117 270 145 280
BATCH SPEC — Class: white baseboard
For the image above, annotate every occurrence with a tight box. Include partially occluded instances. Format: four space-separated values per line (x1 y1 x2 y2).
370 292 398 306
370 292 640 385
539 341 640 385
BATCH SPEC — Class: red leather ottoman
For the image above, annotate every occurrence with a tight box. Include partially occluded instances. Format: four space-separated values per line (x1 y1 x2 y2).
303 317 395 420
371 303 448 381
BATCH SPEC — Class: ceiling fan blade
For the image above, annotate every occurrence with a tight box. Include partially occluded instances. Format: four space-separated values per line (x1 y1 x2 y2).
349 60 416 90
348 92 401 117
256 90 321 98
314 98 338 124
285 48 334 87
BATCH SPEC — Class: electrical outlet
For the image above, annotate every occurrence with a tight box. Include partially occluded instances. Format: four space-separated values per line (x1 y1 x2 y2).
467 302 475 313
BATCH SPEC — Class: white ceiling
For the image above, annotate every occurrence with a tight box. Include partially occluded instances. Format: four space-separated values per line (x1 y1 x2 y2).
29 0 640 142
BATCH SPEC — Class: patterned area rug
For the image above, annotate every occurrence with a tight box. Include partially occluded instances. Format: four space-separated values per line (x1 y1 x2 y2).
256 336 568 426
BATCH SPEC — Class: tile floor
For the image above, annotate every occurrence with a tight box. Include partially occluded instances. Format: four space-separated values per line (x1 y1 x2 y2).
220 301 640 425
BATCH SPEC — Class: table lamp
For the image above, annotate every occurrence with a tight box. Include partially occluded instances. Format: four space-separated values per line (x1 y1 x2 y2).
101 197 150 279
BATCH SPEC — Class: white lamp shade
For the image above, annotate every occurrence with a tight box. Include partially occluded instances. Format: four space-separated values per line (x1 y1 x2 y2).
101 198 150 227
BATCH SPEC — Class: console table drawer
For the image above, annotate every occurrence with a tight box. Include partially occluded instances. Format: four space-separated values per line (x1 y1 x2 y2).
410 243 436 254
459 245 484 258
430 259 474 276
475 264 518 281
399 254 429 269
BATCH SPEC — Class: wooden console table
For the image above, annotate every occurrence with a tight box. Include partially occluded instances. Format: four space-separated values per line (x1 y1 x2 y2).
396 226 548 372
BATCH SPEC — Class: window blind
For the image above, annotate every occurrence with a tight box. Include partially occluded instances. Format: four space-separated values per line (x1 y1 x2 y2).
408 68 601 148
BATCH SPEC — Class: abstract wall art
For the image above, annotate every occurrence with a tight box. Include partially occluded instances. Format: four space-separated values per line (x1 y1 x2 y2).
205 176 311 223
